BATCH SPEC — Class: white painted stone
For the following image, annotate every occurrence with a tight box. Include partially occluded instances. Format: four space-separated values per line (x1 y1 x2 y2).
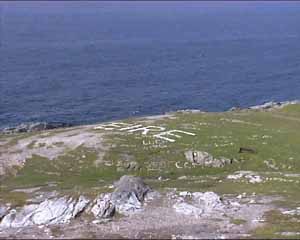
153 130 196 142
127 126 165 135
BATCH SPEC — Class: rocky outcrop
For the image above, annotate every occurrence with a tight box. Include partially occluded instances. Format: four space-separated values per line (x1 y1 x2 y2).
0 196 89 228
185 151 235 168
1 122 73 134
0 176 153 229
92 175 152 218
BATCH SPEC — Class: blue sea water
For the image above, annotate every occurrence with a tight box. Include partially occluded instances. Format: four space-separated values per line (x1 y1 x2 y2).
1 2 300 128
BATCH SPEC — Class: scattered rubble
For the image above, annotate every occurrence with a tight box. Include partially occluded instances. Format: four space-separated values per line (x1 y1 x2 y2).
227 171 264 184
0 206 9 220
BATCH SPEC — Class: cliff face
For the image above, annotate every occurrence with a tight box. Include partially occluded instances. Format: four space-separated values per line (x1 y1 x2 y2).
0 102 300 238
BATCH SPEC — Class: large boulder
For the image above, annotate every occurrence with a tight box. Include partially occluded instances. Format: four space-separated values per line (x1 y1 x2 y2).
111 175 151 215
90 175 152 218
0 196 89 228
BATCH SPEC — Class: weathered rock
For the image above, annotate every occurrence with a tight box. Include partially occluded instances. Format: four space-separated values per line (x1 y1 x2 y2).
91 194 115 219
0 206 9 220
227 171 264 184
111 175 151 215
0 196 89 228
185 151 233 168
125 161 141 171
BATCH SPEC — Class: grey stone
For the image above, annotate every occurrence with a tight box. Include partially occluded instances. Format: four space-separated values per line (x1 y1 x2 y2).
0 196 89 228
0 206 9 220
91 194 115 219
111 175 151 215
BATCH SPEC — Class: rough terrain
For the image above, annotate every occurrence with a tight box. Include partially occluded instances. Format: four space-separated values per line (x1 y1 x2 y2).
1 101 300 239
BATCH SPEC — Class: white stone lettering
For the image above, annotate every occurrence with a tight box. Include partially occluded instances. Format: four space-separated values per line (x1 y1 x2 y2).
94 122 130 130
127 126 166 135
119 124 143 131
94 121 196 143
153 130 196 142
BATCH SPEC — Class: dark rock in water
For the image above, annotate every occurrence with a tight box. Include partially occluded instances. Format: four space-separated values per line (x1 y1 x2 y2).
1 122 73 134
111 175 151 215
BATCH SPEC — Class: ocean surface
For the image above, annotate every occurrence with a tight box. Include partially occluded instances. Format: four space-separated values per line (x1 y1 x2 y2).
1 2 300 128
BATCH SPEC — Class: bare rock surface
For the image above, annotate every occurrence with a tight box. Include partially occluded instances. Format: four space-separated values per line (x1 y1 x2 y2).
0 196 89 228
173 191 224 218
0 127 106 175
0 187 276 239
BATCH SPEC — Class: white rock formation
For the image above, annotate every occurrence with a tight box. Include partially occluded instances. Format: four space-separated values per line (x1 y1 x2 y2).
0 196 89 228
